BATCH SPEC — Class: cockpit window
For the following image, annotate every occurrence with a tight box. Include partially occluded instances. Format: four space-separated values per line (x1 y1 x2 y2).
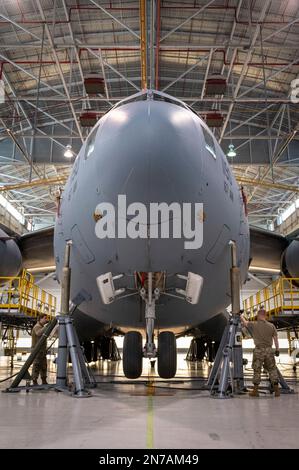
201 125 217 159
113 93 147 110
85 125 98 159
152 93 188 111
113 91 192 113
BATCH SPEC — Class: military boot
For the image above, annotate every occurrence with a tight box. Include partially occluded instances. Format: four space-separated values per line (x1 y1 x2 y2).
249 385 259 397
32 379 38 386
42 379 48 385
273 383 280 397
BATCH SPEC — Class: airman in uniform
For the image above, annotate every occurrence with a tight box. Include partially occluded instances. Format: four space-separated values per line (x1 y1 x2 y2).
31 313 48 385
241 308 280 397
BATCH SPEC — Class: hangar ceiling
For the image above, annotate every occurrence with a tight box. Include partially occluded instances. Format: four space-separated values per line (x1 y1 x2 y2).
0 0 299 231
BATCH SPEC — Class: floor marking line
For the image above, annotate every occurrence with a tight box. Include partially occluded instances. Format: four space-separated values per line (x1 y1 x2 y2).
146 369 155 449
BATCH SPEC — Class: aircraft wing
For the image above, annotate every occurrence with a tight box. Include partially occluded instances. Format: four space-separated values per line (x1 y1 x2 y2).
18 224 289 272
18 226 55 270
18 225 290 273
0 223 297 275
249 225 288 271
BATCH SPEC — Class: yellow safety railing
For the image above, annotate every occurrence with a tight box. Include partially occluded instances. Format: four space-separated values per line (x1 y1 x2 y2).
243 277 299 320
0 269 56 319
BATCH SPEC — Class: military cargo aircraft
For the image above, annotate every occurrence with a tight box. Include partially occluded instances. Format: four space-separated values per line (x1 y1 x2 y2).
1 90 298 379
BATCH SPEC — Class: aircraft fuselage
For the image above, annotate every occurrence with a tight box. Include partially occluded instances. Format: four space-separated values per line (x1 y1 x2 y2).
54 90 250 340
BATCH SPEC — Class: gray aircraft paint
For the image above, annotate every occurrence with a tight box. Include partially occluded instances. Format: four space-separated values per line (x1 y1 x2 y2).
54 90 250 337
0 227 22 279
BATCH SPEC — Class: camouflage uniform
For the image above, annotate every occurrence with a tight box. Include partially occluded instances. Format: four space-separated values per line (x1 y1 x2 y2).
31 321 47 382
247 319 278 386
252 346 278 385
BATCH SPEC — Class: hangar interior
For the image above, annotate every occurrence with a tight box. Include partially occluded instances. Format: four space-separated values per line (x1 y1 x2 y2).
0 0 299 449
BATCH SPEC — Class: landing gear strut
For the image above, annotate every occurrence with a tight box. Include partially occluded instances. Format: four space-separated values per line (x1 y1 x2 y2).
141 272 158 360
97 270 202 380
141 273 177 378
122 272 177 379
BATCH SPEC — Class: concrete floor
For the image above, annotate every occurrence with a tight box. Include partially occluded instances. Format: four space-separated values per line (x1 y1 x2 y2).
0 352 298 449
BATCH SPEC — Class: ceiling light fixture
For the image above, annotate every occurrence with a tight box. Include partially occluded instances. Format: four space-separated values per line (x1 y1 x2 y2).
64 145 74 158
227 143 236 158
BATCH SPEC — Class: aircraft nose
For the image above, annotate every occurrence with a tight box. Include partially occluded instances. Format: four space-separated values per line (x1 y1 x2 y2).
93 100 204 272
96 99 204 206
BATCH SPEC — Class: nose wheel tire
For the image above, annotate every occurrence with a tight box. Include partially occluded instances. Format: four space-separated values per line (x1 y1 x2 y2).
123 331 143 379
158 331 177 379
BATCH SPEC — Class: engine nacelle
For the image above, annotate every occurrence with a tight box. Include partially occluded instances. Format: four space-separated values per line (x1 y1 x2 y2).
281 240 299 278
0 228 22 278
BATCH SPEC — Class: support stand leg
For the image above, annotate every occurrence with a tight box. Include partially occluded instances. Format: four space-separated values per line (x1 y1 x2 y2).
186 338 207 362
54 241 93 397
186 338 196 362
4 318 57 392
64 316 90 397
208 241 246 398
56 316 68 390
72 327 96 388
109 337 121 361
207 325 230 388
209 316 246 398
4 242 96 397
55 316 95 396
276 368 294 394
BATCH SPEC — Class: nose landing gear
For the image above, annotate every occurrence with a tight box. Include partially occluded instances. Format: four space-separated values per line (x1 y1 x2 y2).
97 270 202 381
123 272 177 380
